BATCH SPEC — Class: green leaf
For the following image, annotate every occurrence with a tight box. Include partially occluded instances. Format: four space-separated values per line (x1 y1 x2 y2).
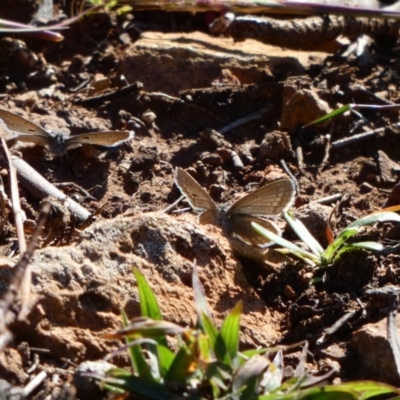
284 212 324 256
347 241 384 251
133 268 162 321
104 369 178 400
232 355 269 399
323 227 360 264
252 222 320 264
192 263 213 325
133 268 167 352
164 343 196 382
303 104 352 128
347 211 400 228
334 380 400 399
260 351 283 394
219 301 242 367
201 312 219 349
157 344 176 378
121 310 152 380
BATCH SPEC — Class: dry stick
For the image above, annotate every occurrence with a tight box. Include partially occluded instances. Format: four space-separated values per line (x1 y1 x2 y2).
310 193 342 205
0 202 50 352
10 370 47 398
219 105 272 135
73 81 144 106
0 139 33 320
148 92 228 124
331 127 385 148
10 157 91 223
0 142 26 254
164 194 185 213
316 309 357 346
353 85 396 105
292 137 305 172
227 15 400 50
280 159 298 191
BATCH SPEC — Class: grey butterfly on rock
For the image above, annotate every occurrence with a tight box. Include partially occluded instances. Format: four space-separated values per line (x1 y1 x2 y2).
174 167 296 247
0 107 134 156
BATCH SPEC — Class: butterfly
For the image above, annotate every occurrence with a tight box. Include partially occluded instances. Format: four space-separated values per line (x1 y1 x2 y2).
0 107 134 155
174 167 296 247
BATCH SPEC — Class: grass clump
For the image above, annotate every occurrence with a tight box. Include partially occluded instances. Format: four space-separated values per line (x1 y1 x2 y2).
89 266 400 399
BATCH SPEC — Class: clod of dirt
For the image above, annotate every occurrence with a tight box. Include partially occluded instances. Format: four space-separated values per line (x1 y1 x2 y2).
294 203 333 247
73 360 115 399
377 150 400 183
117 31 322 96
281 89 332 131
350 317 400 386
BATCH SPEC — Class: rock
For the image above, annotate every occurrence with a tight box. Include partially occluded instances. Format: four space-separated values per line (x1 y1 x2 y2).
10 212 282 364
349 316 400 386
281 89 331 131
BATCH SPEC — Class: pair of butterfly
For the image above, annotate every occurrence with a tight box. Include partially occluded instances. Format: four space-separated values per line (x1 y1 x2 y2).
175 167 296 247
0 107 134 156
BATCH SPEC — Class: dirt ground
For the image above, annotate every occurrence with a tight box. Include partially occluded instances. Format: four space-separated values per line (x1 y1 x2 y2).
1 3 400 399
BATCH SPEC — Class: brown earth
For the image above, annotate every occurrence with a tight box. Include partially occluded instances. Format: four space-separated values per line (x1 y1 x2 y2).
0 4 400 399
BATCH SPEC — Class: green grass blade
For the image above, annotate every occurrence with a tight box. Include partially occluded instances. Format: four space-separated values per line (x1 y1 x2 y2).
284 212 324 256
252 222 320 263
157 344 176 378
219 301 242 367
201 312 219 350
323 227 359 264
133 268 162 320
104 369 178 399
121 310 152 379
347 211 400 228
164 344 196 383
232 355 269 399
303 104 352 127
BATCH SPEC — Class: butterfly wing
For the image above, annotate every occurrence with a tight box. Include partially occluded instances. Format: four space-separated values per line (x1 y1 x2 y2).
174 167 218 212
228 179 295 216
228 214 282 247
63 131 135 151
0 107 51 141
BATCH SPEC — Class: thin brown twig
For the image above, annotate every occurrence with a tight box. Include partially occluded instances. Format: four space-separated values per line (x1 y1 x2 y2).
9 157 91 223
0 202 51 351
219 105 272 134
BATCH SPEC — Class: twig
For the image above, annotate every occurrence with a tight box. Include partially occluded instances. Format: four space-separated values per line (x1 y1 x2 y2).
310 193 342 205
73 82 143 106
316 310 357 346
331 127 385 148
10 370 47 398
292 136 305 172
0 140 26 254
352 85 396 105
321 134 331 166
280 159 298 191
148 92 228 124
164 195 185 213
0 139 33 320
219 105 272 135
0 202 50 351
226 14 400 50
9 157 91 223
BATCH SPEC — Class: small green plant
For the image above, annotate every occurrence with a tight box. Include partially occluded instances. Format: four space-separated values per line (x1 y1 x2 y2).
252 210 400 267
90 266 400 399
85 0 132 14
